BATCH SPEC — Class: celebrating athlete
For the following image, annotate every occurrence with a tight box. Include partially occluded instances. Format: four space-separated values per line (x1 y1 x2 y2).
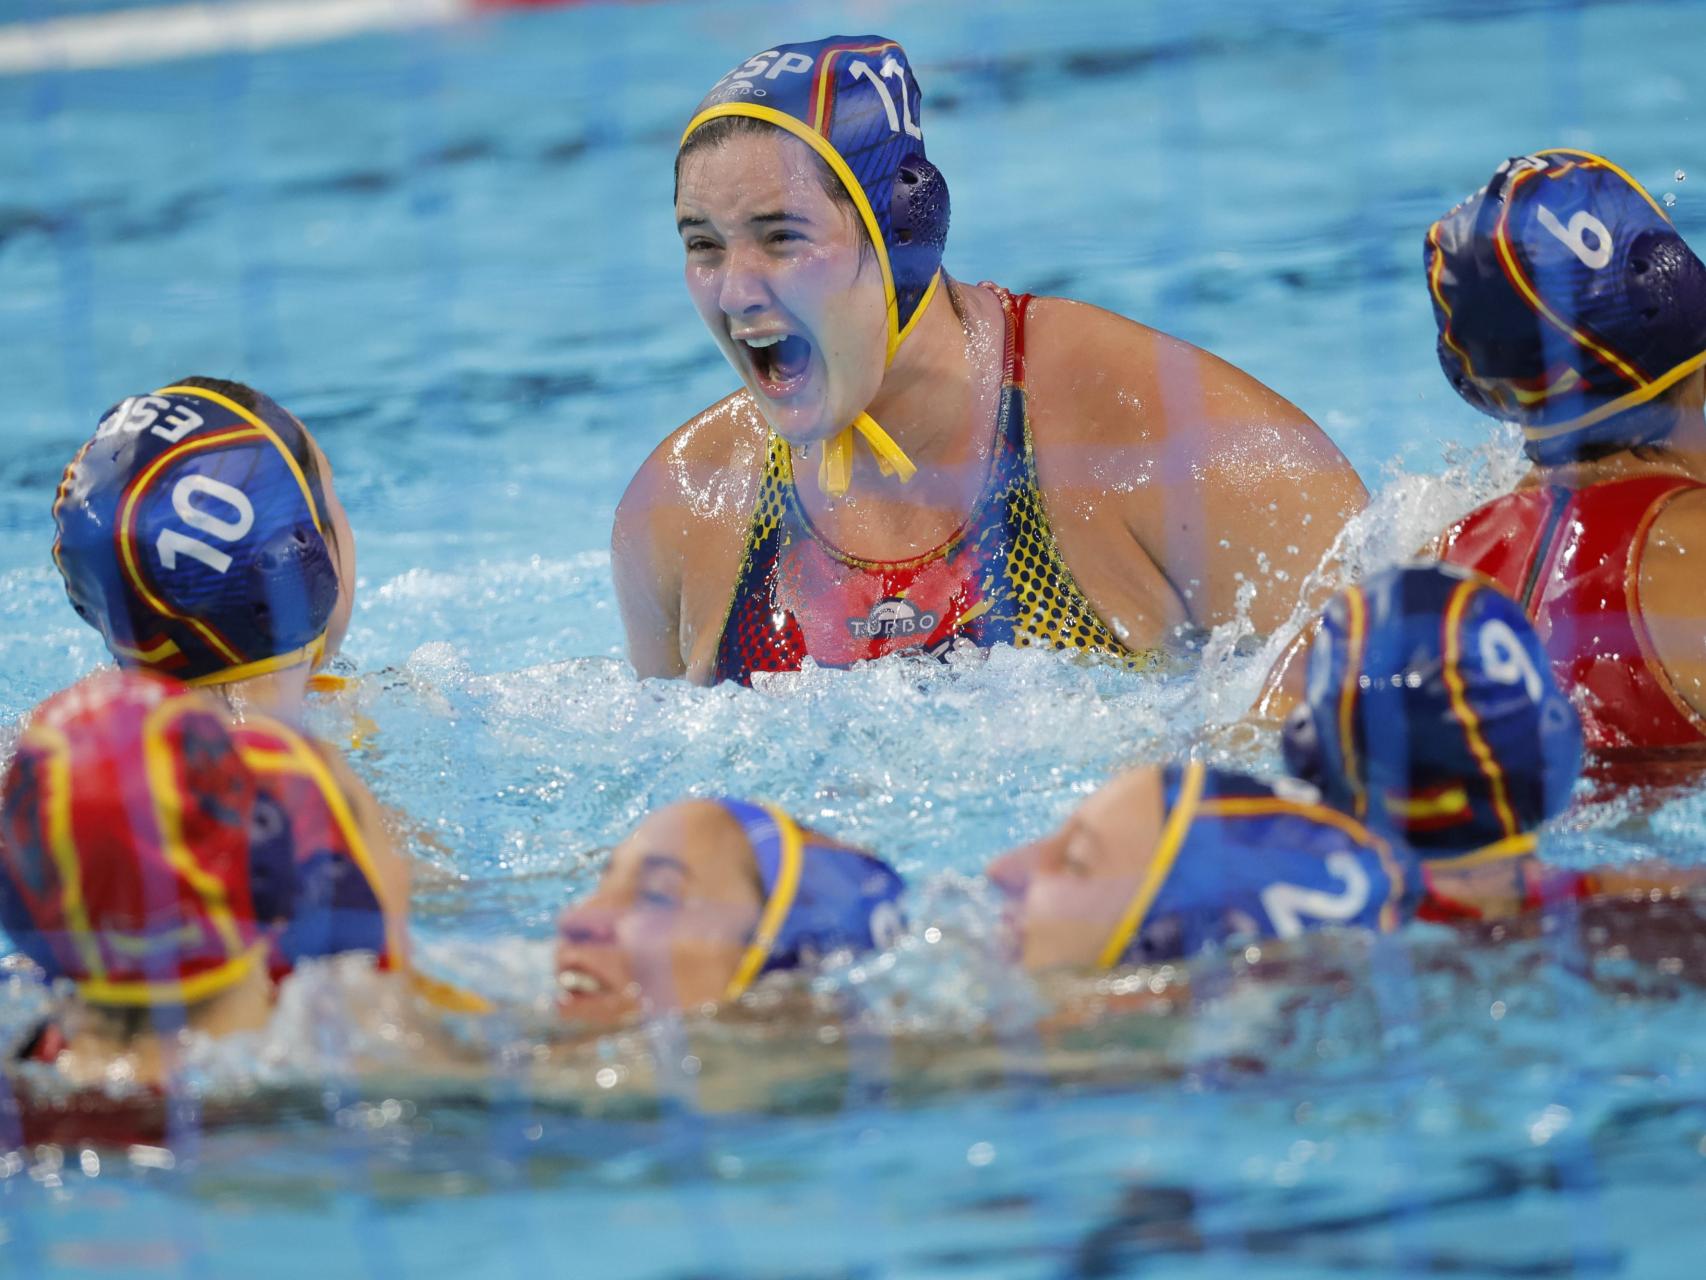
615 34 1364 684
992 565 1586 969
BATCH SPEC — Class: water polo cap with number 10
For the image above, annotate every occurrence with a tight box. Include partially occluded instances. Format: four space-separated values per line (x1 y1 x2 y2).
51 384 339 686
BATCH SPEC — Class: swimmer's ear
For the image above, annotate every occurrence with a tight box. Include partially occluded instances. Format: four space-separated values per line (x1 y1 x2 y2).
1281 702 1329 794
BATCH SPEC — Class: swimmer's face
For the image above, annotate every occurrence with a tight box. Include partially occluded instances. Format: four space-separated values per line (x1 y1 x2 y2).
986 767 1165 971
676 129 889 446
302 427 356 666
554 801 764 1026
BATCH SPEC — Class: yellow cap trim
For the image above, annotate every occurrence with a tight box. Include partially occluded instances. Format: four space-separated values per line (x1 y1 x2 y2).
78 942 265 1008
1380 785 1471 822
1421 831 1538 871
111 636 183 665
1441 581 1520 838
816 412 921 496
1097 762 1206 970
722 802 806 1001
1335 587 1369 820
23 723 107 982
235 725 404 972
184 635 326 688
1520 347 1706 440
409 968 494 1015
153 385 323 537
142 696 248 958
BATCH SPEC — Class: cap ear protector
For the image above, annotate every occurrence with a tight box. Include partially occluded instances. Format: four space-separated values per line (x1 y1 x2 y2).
52 384 339 685
890 155 951 294
1425 149 1706 463
1284 563 1583 856
1280 700 1331 798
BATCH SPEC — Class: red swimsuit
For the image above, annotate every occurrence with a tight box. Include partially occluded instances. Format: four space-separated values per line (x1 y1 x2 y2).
1438 474 1706 772
713 287 1148 683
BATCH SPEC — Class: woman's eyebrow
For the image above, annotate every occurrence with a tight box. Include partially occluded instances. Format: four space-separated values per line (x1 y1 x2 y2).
639 853 691 878
749 211 811 226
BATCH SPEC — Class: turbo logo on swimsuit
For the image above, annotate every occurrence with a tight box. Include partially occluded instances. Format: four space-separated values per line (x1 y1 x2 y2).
847 597 938 640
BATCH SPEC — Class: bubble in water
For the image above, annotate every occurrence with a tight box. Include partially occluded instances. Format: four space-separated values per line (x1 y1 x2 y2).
1665 192 1678 208
1677 169 1687 182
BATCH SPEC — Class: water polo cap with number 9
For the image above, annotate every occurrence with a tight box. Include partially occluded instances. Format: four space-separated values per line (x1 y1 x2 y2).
52 383 339 686
1425 149 1706 464
1281 563 1583 857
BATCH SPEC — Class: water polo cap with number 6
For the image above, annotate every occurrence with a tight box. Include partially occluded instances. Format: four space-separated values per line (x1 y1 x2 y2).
52 383 339 685
1425 149 1706 463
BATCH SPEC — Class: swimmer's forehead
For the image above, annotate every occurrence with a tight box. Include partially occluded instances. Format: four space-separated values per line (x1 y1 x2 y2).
674 131 845 225
609 805 757 893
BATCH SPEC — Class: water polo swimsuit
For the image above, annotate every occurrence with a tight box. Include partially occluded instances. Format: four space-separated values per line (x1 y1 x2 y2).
1438 474 1706 764
712 287 1152 684
1102 763 1417 967
1415 847 1599 924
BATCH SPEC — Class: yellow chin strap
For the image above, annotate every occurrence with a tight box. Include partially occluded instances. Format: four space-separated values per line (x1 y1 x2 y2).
817 413 919 495
814 270 943 497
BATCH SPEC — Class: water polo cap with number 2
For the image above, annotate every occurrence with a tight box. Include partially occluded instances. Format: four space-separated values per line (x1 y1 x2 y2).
1425 149 1706 463
51 384 339 685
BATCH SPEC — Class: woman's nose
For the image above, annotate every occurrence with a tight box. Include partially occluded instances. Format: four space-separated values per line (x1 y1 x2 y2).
986 844 1038 900
717 249 771 317
557 898 617 946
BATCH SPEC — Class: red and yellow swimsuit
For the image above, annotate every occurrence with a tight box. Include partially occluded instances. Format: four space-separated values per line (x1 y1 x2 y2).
1438 473 1706 777
713 288 1153 684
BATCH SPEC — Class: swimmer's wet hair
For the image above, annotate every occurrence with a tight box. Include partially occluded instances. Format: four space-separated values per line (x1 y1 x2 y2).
676 115 874 262
674 116 971 324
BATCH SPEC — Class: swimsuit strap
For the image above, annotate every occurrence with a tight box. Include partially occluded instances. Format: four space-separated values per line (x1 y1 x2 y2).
981 282 1031 390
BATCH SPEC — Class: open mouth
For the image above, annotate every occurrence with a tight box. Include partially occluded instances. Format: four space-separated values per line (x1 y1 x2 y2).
557 966 608 996
739 332 814 397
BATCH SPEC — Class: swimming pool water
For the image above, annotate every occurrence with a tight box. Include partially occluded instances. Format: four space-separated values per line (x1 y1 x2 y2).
4 0 1706 1275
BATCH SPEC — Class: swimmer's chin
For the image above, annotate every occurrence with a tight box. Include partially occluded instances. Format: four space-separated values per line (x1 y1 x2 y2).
740 388 845 448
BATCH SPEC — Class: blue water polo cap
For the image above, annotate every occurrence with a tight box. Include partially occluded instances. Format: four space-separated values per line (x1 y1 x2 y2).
718 799 905 998
682 36 950 358
1425 150 1706 463
1282 564 1582 856
52 383 339 686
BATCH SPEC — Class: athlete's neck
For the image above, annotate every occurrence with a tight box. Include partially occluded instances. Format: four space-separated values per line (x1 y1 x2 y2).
213 663 311 725
1531 372 1706 487
814 277 1007 496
